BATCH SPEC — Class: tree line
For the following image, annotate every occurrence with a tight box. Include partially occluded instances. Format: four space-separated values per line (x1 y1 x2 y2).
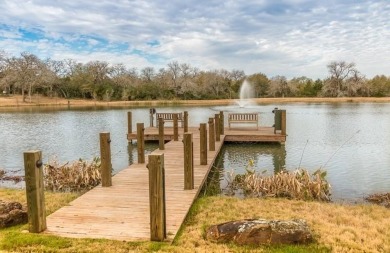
0 51 389 102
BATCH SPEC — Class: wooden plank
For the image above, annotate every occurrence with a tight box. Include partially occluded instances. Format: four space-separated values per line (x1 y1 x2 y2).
24 150 46 233
215 114 220 141
173 114 178 141
159 118 164 150
208 118 215 151
148 154 166 241
281 110 287 135
127 112 132 135
183 133 194 190
184 111 188 132
100 132 112 187
137 123 145 163
200 123 207 165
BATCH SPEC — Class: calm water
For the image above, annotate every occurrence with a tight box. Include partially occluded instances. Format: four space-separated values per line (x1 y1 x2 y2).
1 103 390 201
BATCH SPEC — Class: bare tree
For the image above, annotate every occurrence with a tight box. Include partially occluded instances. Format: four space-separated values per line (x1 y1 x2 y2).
2 52 49 102
167 61 181 95
323 61 363 97
269 75 289 97
0 50 8 92
141 67 155 82
180 63 200 98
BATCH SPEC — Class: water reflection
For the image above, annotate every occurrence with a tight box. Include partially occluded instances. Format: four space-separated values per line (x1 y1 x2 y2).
219 142 286 175
206 142 286 196
127 142 159 165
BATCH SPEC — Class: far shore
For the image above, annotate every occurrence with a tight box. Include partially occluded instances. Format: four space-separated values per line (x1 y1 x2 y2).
1 94 390 108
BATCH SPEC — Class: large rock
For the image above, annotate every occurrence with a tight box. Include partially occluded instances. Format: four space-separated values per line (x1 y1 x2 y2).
0 201 28 228
206 219 312 245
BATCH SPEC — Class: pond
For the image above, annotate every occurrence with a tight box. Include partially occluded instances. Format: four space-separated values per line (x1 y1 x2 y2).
1 102 390 201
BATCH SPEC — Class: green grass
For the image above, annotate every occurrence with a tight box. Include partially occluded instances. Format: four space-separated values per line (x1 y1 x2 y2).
0 227 72 251
1 189 389 252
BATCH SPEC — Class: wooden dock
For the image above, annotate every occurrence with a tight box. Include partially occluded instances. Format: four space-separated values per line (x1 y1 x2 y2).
44 112 286 242
127 126 286 143
45 128 226 241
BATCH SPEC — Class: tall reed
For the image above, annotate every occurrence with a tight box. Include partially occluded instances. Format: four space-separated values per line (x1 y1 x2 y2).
228 168 331 201
43 157 101 192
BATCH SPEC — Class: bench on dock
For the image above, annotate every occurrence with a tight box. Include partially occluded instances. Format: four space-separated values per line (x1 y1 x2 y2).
156 112 184 127
228 113 259 129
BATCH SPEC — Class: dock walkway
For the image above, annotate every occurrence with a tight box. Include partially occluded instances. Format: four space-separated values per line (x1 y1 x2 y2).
45 128 225 241
45 126 286 241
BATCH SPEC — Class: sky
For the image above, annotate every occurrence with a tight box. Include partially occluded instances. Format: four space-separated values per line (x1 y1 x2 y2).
0 0 389 79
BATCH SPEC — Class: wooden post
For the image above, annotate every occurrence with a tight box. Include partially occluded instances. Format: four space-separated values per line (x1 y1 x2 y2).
150 110 153 127
183 133 194 190
173 114 179 141
200 123 207 165
184 111 188 132
219 111 224 135
215 114 220 141
148 154 166 241
127 111 132 143
100 132 112 187
24 150 46 233
137 123 145 164
159 117 165 150
281 110 287 135
208 118 215 151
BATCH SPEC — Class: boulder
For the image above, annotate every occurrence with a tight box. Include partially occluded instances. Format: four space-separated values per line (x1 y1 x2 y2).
206 219 312 245
0 201 28 228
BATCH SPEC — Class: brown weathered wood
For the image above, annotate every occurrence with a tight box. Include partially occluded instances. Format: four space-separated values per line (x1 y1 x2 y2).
127 112 132 143
228 113 258 129
148 154 166 241
173 114 178 141
219 111 224 135
155 113 183 127
183 133 194 190
281 110 286 135
208 118 215 151
158 118 164 150
24 150 46 233
127 112 132 134
127 126 286 143
215 114 220 141
200 123 207 165
137 123 145 164
149 108 156 127
184 111 188 132
100 132 112 187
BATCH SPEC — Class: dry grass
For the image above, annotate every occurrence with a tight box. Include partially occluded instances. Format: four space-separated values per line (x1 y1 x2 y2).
1 188 389 252
0 188 79 216
43 157 101 192
365 193 390 208
229 169 331 201
1 95 390 108
178 197 390 253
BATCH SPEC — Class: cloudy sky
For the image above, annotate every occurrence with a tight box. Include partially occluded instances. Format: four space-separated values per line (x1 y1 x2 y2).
0 0 389 79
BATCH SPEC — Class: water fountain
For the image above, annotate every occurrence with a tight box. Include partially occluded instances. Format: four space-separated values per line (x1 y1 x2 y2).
237 79 255 108
210 79 258 112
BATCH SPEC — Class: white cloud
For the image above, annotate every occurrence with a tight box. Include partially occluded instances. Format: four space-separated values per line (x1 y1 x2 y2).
0 0 389 79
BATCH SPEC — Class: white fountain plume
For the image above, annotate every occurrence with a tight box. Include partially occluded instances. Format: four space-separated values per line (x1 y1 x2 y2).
237 79 255 108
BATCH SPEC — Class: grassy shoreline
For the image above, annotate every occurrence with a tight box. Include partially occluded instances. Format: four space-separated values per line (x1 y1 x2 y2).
1 188 389 252
1 95 390 108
